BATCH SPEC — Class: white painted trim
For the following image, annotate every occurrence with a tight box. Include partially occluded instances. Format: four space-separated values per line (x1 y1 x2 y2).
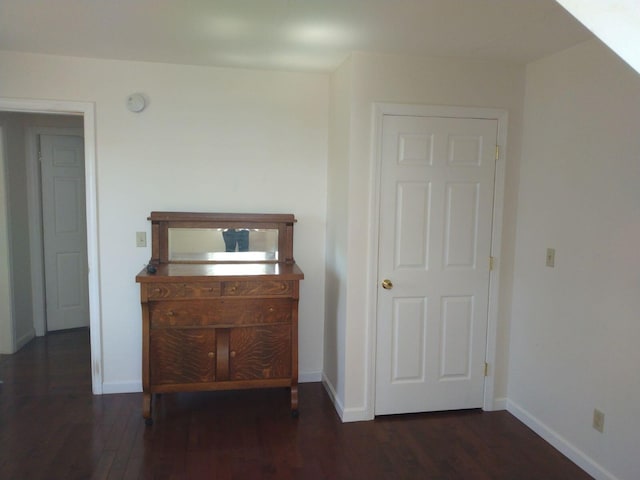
322 372 346 420
0 97 103 395
26 127 84 337
367 103 508 417
507 399 619 480
0 125 16 354
25 128 45 337
101 381 142 395
299 371 322 383
322 373 372 422
492 397 507 411
484 109 508 411
15 327 35 351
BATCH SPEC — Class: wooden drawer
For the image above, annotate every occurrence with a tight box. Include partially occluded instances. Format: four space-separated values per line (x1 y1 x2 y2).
221 280 292 297
149 298 293 327
146 282 220 299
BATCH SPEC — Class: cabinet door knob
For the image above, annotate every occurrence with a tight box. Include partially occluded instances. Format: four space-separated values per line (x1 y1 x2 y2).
207 351 214 358
230 351 236 358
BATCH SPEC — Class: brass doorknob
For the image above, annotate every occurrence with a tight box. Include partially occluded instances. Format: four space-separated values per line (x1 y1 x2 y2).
381 279 393 290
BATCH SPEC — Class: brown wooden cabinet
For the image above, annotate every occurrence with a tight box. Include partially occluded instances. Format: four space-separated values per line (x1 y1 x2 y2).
136 212 303 424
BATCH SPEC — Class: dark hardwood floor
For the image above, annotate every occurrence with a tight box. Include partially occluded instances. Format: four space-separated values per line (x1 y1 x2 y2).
0 329 592 480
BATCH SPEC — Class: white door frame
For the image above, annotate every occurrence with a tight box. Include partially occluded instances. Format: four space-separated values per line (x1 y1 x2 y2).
27 127 84 336
367 103 507 417
0 125 17 354
0 97 103 395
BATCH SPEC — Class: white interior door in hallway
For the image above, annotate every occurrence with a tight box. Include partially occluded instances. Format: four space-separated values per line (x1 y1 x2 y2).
375 114 498 415
40 133 89 331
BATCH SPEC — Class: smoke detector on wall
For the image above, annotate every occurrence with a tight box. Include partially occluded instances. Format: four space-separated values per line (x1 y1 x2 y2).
126 93 146 113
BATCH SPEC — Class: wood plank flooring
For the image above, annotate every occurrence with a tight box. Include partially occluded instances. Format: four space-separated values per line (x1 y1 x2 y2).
0 329 592 479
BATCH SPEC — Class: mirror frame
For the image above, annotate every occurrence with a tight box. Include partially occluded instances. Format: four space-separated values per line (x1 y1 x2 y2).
148 212 297 265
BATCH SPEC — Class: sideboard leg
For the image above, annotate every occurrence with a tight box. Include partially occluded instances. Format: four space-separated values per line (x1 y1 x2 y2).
290 385 299 418
143 392 153 425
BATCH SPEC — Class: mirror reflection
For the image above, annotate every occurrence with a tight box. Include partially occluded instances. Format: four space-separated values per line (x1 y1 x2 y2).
168 228 278 262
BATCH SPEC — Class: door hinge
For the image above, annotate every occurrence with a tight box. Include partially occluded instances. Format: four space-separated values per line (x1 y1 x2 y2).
495 145 500 160
484 362 489 377
489 256 495 271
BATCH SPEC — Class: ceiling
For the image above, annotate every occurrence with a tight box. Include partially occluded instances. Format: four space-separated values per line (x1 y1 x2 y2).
0 0 593 73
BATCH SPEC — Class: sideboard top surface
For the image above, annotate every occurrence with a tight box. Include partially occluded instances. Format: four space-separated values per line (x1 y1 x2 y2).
136 262 304 283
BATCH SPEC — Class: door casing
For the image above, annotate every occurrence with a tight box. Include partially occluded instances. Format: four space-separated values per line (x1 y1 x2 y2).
366 103 508 419
0 97 102 395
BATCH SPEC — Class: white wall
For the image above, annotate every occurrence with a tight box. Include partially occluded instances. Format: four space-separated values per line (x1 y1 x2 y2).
324 56 352 410
0 51 328 390
324 51 526 420
509 39 640 480
0 115 34 351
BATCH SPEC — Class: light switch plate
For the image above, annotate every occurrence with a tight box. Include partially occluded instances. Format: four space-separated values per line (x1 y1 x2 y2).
136 231 147 247
546 248 555 267
593 409 605 433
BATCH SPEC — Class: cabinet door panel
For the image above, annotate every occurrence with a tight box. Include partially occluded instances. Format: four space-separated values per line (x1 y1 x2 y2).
150 329 215 384
229 325 291 380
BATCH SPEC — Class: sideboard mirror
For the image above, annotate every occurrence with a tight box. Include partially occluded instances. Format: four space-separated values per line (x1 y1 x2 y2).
148 212 296 264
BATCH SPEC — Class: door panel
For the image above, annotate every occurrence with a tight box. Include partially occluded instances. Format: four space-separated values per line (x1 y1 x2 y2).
375 115 497 415
391 297 426 382
40 134 88 331
444 182 480 267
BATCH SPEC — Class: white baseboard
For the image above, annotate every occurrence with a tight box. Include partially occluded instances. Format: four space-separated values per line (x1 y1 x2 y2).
341 406 374 423
491 397 507 411
299 371 322 383
16 328 35 351
507 399 619 480
321 373 345 417
101 381 142 394
320 373 374 423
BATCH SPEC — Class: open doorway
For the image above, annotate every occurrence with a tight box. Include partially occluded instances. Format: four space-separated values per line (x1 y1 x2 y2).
0 98 102 394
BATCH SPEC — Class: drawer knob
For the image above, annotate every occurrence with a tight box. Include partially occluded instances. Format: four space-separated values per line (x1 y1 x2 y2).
153 288 161 293
166 310 175 316
207 351 214 358
268 307 275 313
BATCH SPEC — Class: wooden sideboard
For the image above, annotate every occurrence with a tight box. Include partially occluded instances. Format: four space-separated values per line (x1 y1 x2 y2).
136 212 304 424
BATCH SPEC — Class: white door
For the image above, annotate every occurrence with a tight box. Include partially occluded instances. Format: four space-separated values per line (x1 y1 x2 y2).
375 115 497 415
40 134 89 332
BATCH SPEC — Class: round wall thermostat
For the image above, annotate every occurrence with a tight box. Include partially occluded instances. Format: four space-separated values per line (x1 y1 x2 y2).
126 93 146 113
